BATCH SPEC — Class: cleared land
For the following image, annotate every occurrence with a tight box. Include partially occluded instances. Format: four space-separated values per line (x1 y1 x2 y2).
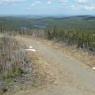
12 36 95 95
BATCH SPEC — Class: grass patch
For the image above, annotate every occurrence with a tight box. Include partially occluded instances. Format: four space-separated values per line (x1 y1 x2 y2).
3 68 24 80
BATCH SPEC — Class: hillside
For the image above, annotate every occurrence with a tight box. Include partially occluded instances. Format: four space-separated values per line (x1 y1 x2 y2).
0 15 95 32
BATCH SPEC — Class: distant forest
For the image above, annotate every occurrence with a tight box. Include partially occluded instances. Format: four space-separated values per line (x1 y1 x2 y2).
0 15 95 52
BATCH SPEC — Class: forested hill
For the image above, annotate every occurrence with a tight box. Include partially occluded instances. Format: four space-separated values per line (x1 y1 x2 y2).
0 15 95 53
0 15 95 32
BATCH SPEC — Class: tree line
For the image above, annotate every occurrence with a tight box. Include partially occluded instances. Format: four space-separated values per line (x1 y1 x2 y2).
45 26 95 52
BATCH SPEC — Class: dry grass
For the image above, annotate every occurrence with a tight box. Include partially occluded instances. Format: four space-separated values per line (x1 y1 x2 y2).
26 51 55 87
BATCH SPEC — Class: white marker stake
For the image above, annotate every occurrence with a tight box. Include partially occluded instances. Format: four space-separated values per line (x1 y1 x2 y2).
29 46 33 49
92 67 95 70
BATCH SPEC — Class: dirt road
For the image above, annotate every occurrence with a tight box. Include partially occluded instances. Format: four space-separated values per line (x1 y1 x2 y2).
15 36 95 95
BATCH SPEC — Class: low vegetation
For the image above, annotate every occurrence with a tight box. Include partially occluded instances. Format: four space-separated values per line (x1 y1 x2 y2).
0 35 53 95
0 36 31 94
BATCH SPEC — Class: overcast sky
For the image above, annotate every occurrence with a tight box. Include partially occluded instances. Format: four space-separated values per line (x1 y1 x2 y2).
0 0 95 16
